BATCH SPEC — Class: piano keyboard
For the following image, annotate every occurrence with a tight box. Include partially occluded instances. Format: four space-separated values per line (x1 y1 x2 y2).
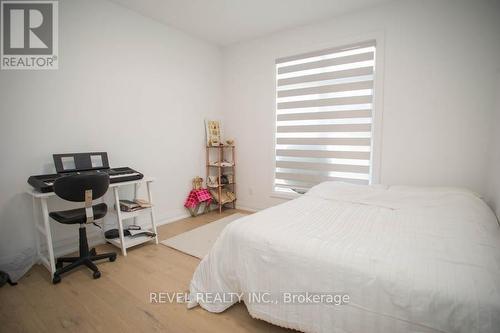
109 172 141 179
29 167 144 193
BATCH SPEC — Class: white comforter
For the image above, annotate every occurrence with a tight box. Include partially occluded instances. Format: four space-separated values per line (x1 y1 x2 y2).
188 182 500 333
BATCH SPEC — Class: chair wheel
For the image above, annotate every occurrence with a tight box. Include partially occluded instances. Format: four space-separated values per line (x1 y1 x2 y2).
93 271 101 279
109 254 117 262
52 274 61 284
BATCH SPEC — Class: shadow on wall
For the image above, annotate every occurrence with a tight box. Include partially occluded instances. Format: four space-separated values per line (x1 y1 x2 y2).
489 71 500 219
0 193 38 281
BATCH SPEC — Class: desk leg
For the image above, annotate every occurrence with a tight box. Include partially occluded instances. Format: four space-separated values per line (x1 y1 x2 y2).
40 198 56 276
32 197 41 264
133 183 139 226
146 181 159 244
113 187 127 256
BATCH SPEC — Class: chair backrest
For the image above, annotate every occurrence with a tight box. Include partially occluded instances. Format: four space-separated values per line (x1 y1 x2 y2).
53 173 110 202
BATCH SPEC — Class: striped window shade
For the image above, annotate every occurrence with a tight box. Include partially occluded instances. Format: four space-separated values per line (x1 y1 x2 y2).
274 40 376 194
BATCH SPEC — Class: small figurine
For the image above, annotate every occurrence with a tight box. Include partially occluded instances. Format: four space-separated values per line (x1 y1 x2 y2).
207 176 218 187
192 176 203 190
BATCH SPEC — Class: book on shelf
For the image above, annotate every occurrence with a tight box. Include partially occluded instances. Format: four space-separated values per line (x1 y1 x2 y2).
104 226 156 239
116 199 153 212
127 229 156 238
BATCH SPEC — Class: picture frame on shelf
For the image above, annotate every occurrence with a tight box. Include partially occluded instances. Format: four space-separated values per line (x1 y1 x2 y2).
205 119 223 147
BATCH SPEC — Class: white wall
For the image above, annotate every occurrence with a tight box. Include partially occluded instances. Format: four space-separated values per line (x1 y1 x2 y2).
222 0 500 210
1 0 500 278
0 0 222 269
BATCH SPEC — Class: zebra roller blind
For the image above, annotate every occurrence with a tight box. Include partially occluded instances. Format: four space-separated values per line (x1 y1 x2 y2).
274 40 376 193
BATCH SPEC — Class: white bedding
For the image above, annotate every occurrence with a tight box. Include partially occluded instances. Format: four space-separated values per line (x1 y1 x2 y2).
188 182 500 333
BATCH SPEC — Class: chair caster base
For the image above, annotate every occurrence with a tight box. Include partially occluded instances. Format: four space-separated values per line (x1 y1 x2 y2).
93 271 101 279
109 254 117 262
52 274 61 284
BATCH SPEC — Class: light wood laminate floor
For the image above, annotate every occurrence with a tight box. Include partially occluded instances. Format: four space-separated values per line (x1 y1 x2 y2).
0 209 291 333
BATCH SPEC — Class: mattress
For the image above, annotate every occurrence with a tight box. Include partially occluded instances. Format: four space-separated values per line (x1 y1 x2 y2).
188 182 500 333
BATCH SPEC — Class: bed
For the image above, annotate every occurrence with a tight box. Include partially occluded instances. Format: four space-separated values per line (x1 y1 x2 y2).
188 182 500 333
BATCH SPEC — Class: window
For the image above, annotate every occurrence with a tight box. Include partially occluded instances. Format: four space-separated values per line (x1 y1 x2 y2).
274 40 377 194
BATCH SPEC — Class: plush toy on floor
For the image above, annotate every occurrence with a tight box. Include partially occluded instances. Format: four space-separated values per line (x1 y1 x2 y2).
185 177 212 217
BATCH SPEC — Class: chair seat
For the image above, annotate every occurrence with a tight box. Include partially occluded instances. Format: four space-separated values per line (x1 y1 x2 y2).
49 203 107 224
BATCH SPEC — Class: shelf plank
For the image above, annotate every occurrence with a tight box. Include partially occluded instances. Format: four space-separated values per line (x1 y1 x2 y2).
107 233 155 249
109 207 152 220
207 183 236 188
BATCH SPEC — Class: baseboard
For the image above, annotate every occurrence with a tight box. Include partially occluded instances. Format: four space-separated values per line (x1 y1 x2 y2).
50 209 191 257
156 211 191 226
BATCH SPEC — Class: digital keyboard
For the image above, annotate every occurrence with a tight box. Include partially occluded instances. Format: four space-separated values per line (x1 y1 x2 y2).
28 167 144 193
27 152 144 193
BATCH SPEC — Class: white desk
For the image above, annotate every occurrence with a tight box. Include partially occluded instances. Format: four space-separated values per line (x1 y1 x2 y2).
27 177 159 277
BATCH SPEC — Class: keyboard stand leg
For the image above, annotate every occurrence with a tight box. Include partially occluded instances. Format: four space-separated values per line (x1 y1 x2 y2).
133 183 139 226
147 181 159 245
41 198 56 276
32 196 42 265
113 187 127 256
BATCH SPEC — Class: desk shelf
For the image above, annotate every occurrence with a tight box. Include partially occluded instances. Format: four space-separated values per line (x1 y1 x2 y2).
107 229 155 249
28 177 159 280
110 181 159 256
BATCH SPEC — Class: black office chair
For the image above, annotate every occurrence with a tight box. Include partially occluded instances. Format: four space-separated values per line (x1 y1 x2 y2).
50 173 117 284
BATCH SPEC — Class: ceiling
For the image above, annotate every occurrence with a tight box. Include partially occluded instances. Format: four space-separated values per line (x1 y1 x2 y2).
110 0 391 46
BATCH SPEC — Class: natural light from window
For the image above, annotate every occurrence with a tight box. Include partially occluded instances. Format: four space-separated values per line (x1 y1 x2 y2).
274 41 376 194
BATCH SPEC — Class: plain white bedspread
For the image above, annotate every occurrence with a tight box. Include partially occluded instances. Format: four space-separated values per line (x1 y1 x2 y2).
188 182 500 333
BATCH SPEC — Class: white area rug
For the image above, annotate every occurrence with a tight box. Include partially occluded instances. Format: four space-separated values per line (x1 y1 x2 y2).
161 213 248 259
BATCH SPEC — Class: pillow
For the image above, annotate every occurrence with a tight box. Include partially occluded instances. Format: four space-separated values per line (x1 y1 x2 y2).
388 185 481 198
